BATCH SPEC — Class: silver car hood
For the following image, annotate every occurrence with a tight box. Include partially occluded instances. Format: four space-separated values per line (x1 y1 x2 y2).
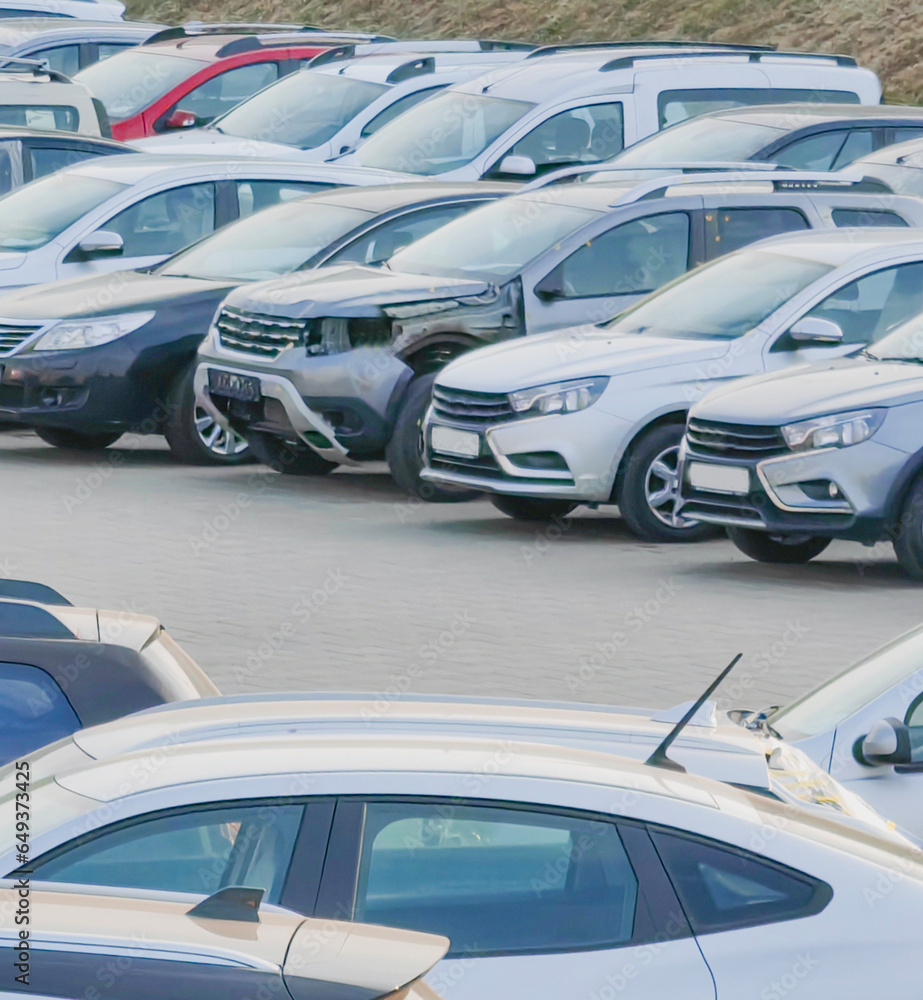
131 130 308 160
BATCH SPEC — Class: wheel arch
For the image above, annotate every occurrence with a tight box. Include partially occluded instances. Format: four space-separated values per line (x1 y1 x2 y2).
399 332 485 376
611 408 688 503
883 446 923 528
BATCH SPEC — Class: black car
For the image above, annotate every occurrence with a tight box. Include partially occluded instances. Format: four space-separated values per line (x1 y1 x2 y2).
0 181 513 463
612 103 923 171
0 125 134 193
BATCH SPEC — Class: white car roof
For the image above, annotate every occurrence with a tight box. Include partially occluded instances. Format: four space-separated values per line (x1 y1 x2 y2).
312 49 530 84
743 226 923 267
0 18 159 47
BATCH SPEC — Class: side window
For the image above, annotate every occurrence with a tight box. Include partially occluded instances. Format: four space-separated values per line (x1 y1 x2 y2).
30 802 304 901
770 130 852 170
32 44 81 77
832 208 909 228
507 104 624 169
831 128 876 169
658 89 859 128
551 212 690 299
0 140 17 195
236 179 332 219
96 42 133 63
0 105 78 131
651 829 831 934
705 208 809 259
0 662 80 762
329 203 476 265
30 145 99 180
173 63 279 124
352 801 639 955
360 87 443 138
103 183 217 257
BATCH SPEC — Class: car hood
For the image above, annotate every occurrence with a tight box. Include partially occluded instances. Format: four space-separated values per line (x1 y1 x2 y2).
692 355 923 424
0 270 234 321
130 130 310 160
438 327 734 392
225 265 495 318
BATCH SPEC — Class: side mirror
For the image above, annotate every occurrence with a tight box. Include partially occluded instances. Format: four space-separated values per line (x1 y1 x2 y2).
494 154 536 178
164 108 197 130
856 718 913 766
788 316 845 344
77 230 123 259
534 266 565 300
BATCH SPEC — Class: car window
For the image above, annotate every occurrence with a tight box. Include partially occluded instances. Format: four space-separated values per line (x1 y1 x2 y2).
651 829 830 934
96 42 133 63
235 179 333 219
327 203 477 265
359 86 443 139
32 43 81 77
657 89 860 128
770 130 852 170
831 208 909 228
831 128 877 169
30 145 100 180
0 141 16 196
0 662 80 763
506 103 624 170
173 62 279 126
0 105 78 131
553 212 690 298
31 802 304 901
705 208 809 259
102 182 217 257
907 695 923 727
352 801 638 955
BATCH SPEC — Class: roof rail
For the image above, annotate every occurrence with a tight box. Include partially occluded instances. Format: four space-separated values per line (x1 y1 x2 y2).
386 56 436 83
145 22 311 44
526 40 776 59
524 160 790 189
601 48 858 71
214 30 395 58
305 38 536 68
0 55 70 83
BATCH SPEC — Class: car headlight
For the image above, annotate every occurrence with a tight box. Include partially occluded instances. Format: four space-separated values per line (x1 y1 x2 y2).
508 377 609 417
32 312 155 352
781 409 885 451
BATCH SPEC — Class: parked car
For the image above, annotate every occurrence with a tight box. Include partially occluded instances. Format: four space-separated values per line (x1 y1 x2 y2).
0 181 512 459
607 103 923 171
342 44 881 180
74 23 396 139
0 16 161 76
0 124 131 193
0 0 125 21
132 43 537 161
0 56 107 134
0 582 218 764
0 881 449 1000
677 308 923 577
3 725 923 999
421 227 923 537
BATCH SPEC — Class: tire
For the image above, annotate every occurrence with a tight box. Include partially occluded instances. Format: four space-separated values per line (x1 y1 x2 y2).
893 475 923 580
489 495 577 522
248 431 338 476
386 372 481 503
162 364 251 466
727 526 831 564
618 423 716 543
34 427 122 450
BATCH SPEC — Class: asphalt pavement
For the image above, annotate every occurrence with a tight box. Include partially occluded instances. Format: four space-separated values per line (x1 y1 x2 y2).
2 427 920 713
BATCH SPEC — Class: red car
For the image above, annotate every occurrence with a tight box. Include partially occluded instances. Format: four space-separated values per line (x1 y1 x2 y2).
73 23 394 140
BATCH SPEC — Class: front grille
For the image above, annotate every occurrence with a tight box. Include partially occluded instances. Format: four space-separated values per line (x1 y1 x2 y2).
682 494 765 524
686 418 787 460
0 323 41 356
432 385 515 426
216 307 308 359
430 453 505 479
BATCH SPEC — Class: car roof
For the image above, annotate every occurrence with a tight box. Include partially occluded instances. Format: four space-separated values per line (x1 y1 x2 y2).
305 180 518 212
702 102 923 129
137 27 390 62
312 48 529 84
859 134 923 167
0 125 128 147
745 225 923 265
0 18 161 46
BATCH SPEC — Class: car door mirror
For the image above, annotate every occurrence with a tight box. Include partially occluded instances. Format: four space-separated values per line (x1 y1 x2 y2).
788 317 845 344
77 230 123 259
494 154 537 178
856 718 913 766
164 109 197 130
534 265 565 300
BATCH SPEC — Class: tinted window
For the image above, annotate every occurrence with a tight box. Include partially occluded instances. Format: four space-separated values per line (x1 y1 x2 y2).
32 803 303 900
555 212 690 297
0 662 80 763
832 208 908 227
30 145 102 180
507 103 624 169
32 44 80 77
235 179 332 219
353 801 638 955
0 105 78 131
96 42 134 63
359 86 443 138
705 208 809 259
103 182 216 257
651 829 830 934
657 89 859 128
174 62 279 125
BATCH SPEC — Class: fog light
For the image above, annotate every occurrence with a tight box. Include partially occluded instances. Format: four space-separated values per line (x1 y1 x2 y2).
40 390 62 408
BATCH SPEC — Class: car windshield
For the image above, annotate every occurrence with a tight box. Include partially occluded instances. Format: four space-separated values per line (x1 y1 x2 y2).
213 71 389 150
866 313 923 361
605 250 835 340
612 118 784 166
388 196 600 281
160 200 372 281
75 50 207 121
0 173 125 251
771 626 923 739
354 91 534 175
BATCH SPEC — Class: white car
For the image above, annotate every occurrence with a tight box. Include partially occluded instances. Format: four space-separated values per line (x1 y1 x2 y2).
0 152 406 287
0 0 124 21
0 57 107 134
343 44 881 180
422 229 923 540
131 45 535 161
2 725 922 999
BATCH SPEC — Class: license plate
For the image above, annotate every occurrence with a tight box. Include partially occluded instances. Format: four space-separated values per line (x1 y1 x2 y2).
431 425 480 458
688 462 750 495
207 369 261 403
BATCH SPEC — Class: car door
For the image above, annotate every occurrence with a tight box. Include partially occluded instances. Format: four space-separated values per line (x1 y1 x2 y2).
701 204 811 261
521 207 698 333
316 796 715 1000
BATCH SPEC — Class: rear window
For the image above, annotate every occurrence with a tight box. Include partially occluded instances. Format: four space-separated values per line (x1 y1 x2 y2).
0 662 81 764
0 105 78 131
832 208 909 228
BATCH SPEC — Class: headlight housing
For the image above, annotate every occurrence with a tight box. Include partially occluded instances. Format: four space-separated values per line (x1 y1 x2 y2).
32 312 155 352
781 409 885 451
509 377 609 417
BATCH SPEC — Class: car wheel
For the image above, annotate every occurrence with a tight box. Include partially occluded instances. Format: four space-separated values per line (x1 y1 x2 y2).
893 475 923 580
727 526 831 564
34 427 122 450
248 431 339 476
489 495 577 522
386 372 480 502
619 423 716 542
163 364 251 465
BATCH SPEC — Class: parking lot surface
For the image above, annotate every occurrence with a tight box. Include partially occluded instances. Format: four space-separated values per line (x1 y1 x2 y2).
3 427 920 713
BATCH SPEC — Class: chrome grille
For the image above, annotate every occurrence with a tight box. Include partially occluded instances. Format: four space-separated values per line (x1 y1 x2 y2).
686 418 786 460
0 322 41 356
216 307 308 359
432 385 515 426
